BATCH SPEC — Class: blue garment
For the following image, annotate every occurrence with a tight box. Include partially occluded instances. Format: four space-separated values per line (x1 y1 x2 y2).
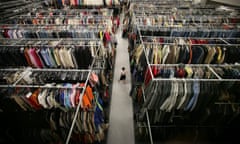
185 81 200 111
40 48 51 67
58 0 63 6
47 48 57 68
190 81 201 111
94 96 104 132
64 83 72 108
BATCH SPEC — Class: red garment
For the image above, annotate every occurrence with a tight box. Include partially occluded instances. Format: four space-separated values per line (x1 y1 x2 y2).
27 89 42 110
3 29 10 38
30 48 44 68
159 38 164 43
75 85 81 106
190 39 197 44
104 88 109 98
152 66 158 76
144 67 153 86
24 48 33 67
104 31 111 41
230 18 240 23
114 16 120 27
176 68 186 78
196 39 208 44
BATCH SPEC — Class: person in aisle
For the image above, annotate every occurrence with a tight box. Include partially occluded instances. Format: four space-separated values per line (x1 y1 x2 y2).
111 34 118 49
112 15 120 33
119 67 127 83
104 27 114 56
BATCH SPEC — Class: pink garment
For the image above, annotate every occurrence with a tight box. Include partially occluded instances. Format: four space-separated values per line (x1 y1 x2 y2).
70 83 79 107
70 0 75 6
28 48 44 68
104 31 111 41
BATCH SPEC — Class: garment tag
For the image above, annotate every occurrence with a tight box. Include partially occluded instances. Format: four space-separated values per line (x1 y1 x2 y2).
26 92 32 98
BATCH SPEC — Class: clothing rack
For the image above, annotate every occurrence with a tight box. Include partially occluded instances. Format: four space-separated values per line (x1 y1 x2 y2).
0 1 111 144
0 37 105 143
24 14 112 18
6 23 110 27
131 5 217 9
148 64 240 82
138 70 240 143
65 37 104 144
136 77 240 144
0 38 104 45
138 71 240 134
133 12 237 16
130 0 183 5
36 8 113 12
136 24 239 30
0 84 86 89
140 36 240 40
0 25 107 30
47 0 120 8
132 7 240 88
141 86 154 144
130 0 231 9
0 38 101 41
134 13 153 67
131 0 179 3
17 15 112 19
132 9 236 15
141 42 239 46
66 71 91 144
140 36 240 44
19 11 113 17
0 39 103 51
0 0 47 24
149 63 240 67
12 8 113 25
132 7 236 12
132 5 238 12
0 0 44 12
0 68 92 143
0 68 91 87
131 3 240 22
0 26 107 39
136 86 234 144
0 41 104 69
29 8 113 15
131 2 240 144
0 0 32 9
0 43 103 47
136 26 240 38
134 15 239 23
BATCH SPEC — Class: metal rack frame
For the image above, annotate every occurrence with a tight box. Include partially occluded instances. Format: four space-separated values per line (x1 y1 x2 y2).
130 4 240 144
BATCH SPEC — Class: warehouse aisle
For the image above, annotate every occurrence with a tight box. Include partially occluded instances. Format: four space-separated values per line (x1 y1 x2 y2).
106 18 135 144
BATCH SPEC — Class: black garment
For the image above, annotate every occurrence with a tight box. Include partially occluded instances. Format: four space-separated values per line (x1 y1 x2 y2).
120 74 126 80
191 46 205 64
177 46 189 63
74 45 93 69
0 47 28 67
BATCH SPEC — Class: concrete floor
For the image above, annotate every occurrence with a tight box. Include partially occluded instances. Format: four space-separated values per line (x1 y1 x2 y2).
106 18 135 144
